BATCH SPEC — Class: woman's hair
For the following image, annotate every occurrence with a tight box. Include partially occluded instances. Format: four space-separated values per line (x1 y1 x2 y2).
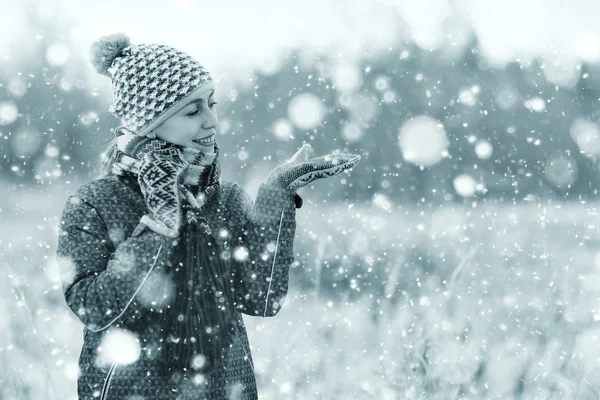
91 136 118 181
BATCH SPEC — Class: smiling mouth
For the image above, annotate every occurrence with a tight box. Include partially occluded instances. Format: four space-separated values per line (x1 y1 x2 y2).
192 134 215 145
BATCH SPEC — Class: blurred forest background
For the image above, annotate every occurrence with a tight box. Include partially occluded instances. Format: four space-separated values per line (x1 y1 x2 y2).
3 1 600 399
6 5 600 202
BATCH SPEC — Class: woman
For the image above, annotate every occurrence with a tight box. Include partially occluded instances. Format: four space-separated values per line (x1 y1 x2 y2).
55 33 361 400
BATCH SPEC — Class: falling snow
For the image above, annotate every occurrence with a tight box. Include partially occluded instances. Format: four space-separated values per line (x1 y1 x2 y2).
3 1 600 399
398 115 448 167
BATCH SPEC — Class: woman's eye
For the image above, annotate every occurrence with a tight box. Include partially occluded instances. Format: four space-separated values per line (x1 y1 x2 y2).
187 102 217 116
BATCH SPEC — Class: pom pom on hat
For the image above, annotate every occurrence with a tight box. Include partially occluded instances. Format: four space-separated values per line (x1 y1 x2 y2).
90 33 131 77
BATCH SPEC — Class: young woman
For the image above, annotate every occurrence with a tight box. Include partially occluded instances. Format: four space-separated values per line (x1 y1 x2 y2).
56 33 361 400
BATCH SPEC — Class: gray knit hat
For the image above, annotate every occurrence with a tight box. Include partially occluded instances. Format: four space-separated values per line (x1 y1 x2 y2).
90 33 213 137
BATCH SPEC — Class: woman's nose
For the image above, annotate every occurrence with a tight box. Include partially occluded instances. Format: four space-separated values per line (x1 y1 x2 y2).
201 109 218 130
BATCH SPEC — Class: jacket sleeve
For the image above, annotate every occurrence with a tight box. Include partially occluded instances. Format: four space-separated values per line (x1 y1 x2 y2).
56 193 179 333
228 183 298 317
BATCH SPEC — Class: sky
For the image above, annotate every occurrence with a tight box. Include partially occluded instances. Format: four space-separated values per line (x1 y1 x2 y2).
1 0 400 80
2 0 600 85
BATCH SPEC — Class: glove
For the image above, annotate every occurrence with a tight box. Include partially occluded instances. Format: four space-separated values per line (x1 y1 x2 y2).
266 143 361 192
136 140 199 238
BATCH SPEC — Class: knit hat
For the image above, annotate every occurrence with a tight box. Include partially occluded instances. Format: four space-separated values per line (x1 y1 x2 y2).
90 33 213 137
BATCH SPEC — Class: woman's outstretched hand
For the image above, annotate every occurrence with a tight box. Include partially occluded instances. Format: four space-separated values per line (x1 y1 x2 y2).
266 143 361 191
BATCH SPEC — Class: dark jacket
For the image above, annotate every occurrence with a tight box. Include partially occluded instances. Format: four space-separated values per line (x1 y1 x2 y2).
56 174 299 399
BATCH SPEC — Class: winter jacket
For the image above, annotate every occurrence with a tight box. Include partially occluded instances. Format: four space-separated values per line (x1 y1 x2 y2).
56 174 299 399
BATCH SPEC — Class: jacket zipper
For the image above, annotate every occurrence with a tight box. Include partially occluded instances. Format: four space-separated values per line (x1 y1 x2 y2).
100 361 118 400
226 189 287 369
263 206 286 317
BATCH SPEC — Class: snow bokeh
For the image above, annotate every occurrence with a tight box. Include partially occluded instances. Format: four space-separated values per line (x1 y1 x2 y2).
287 93 327 131
4 0 600 399
544 153 578 189
570 118 600 156
524 97 546 113
453 174 478 197
11 129 43 157
458 86 479 106
0 101 19 125
342 94 379 125
233 246 250 262
474 139 493 160
7 76 28 97
398 116 448 167
341 122 363 142
97 329 141 366
331 63 362 93
271 119 294 141
45 42 70 66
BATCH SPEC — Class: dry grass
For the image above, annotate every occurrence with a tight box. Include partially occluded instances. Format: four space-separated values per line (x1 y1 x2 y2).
3 183 600 399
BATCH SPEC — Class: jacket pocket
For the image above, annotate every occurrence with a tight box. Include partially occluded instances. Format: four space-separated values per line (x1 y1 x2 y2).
100 361 118 400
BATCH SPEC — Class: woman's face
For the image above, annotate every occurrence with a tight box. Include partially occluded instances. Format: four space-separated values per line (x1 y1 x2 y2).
153 82 218 152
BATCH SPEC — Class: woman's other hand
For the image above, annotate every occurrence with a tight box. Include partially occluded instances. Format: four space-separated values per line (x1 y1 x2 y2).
266 143 361 192
136 140 192 237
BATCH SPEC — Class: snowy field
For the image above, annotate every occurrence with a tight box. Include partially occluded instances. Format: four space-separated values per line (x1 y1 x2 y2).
2 181 600 399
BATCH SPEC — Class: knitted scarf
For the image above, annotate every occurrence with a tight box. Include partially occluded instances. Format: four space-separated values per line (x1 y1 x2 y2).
112 133 238 374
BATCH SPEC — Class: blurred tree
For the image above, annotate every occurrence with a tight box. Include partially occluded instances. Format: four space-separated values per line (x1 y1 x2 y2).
226 41 600 205
0 2 115 184
3 4 599 204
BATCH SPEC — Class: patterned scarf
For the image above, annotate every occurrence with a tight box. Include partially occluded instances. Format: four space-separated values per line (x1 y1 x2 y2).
113 131 222 208
112 132 238 374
